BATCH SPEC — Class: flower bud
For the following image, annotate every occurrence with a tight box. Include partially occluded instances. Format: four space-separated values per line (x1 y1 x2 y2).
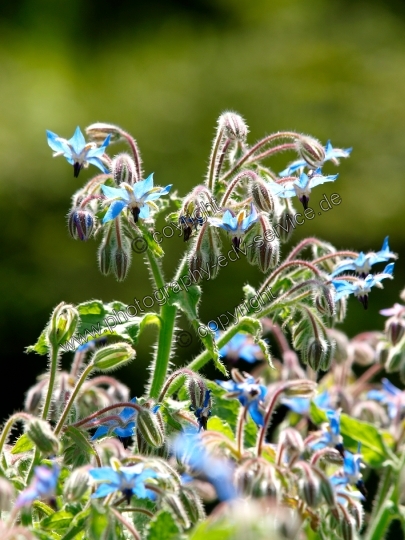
302 337 329 371
218 111 249 141
275 206 295 243
179 487 206 524
93 343 136 371
188 377 208 411
385 317 405 346
0 478 15 511
85 122 122 144
137 406 165 448
68 208 95 241
299 470 322 508
385 349 405 373
111 153 137 185
327 329 349 364
189 225 221 283
25 379 47 414
314 291 335 318
48 302 79 348
98 234 114 276
335 297 347 323
295 135 325 169
340 514 356 540
163 493 190 529
26 419 60 455
112 239 132 282
63 467 90 501
283 379 317 398
279 428 304 455
250 179 275 213
350 340 375 366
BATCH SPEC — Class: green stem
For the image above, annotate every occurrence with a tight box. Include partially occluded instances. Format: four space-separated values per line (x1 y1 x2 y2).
149 304 177 399
54 363 94 435
42 344 59 420
0 412 33 457
364 488 396 540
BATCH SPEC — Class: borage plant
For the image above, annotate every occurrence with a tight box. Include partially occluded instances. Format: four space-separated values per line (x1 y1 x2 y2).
1 113 403 540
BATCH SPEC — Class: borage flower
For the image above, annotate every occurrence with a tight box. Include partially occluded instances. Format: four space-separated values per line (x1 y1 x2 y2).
207 203 258 249
190 389 212 431
216 370 267 426
101 173 172 223
332 263 394 309
331 237 397 278
281 390 331 415
89 463 159 503
16 463 60 508
219 332 263 364
367 378 405 420
91 397 138 440
269 170 338 210
173 431 236 501
279 140 352 177
47 126 110 177
310 409 344 456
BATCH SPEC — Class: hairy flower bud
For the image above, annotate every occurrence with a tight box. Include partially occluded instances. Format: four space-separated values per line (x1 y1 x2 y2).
85 122 122 144
93 343 135 372
279 428 304 455
68 208 95 241
179 487 206 524
111 153 137 185
189 225 221 282
275 206 295 243
63 467 90 501
327 329 349 364
163 493 190 529
250 179 275 213
98 229 114 276
112 239 132 282
351 341 376 366
298 466 322 508
385 349 405 373
26 419 60 455
302 337 329 371
188 377 208 411
219 111 249 141
296 135 325 169
25 379 47 414
48 302 79 348
385 317 405 346
137 406 164 448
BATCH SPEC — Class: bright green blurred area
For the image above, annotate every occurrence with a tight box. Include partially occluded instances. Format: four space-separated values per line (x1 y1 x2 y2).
1 0 405 415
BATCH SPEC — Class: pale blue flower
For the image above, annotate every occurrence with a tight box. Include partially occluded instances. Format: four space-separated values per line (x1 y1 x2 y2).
16 464 60 508
332 263 395 309
216 375 267 426
190 389 212 431
101 174 172 223
331 237 397 277
173 431 236 501
311 409 344 455
367 378 405 420
91 397 138 439
268 170 338 209
208 203 258 249
281 390 331 415
89 463 158 502
219 332 262 363
47 126 110 177
279 140 352 177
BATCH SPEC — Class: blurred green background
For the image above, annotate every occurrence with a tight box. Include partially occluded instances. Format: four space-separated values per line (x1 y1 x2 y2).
1 0 405 420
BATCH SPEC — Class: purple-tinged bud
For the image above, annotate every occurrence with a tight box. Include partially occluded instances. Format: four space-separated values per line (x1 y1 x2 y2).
279 428 305 455
137 406 165 448
25 379 47 414
235 459 278 498
26 419 60 455
112 240 132 282
93 343 136 372
295 135 325 169
300 471 322 508
385 317 405 346
327 329 349 364
188 377 208 411
189 225 221 282
340 512 356 540
0 478 14 511
63 467 90 502
302 337 329 371
348 500 364 531
314 291 335 318
256 215 280 273
111 153 137 185
350 341 376 367
48 302 79 348
250 179 275 213
85 122 122 144
218 111 249 141
68 208 95 241
275 206 295 243
315 470 337 509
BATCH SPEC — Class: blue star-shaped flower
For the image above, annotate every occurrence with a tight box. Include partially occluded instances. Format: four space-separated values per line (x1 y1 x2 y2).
367 378 405 420
219 332 263 364
16 464 60 508
216 375 267 426
331 237 397 278
89 463 159 503
101 174 172 223
281 390 331 415
311 409 344 456
47 126 110 177
269 170 338 209
330 449 366 499
91 397 138 440
279 140 352 177
332 263 394 309
173 431 236 501
207 203 258 249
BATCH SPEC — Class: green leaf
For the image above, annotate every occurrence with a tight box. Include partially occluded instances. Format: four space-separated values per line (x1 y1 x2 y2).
11 433 34 454
25 329 49 355
65 426 95 455
63 428 95 468
146 510 181 540
206 415 234 440
41 511 75 532
189 518 236 540
60 508 90 540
